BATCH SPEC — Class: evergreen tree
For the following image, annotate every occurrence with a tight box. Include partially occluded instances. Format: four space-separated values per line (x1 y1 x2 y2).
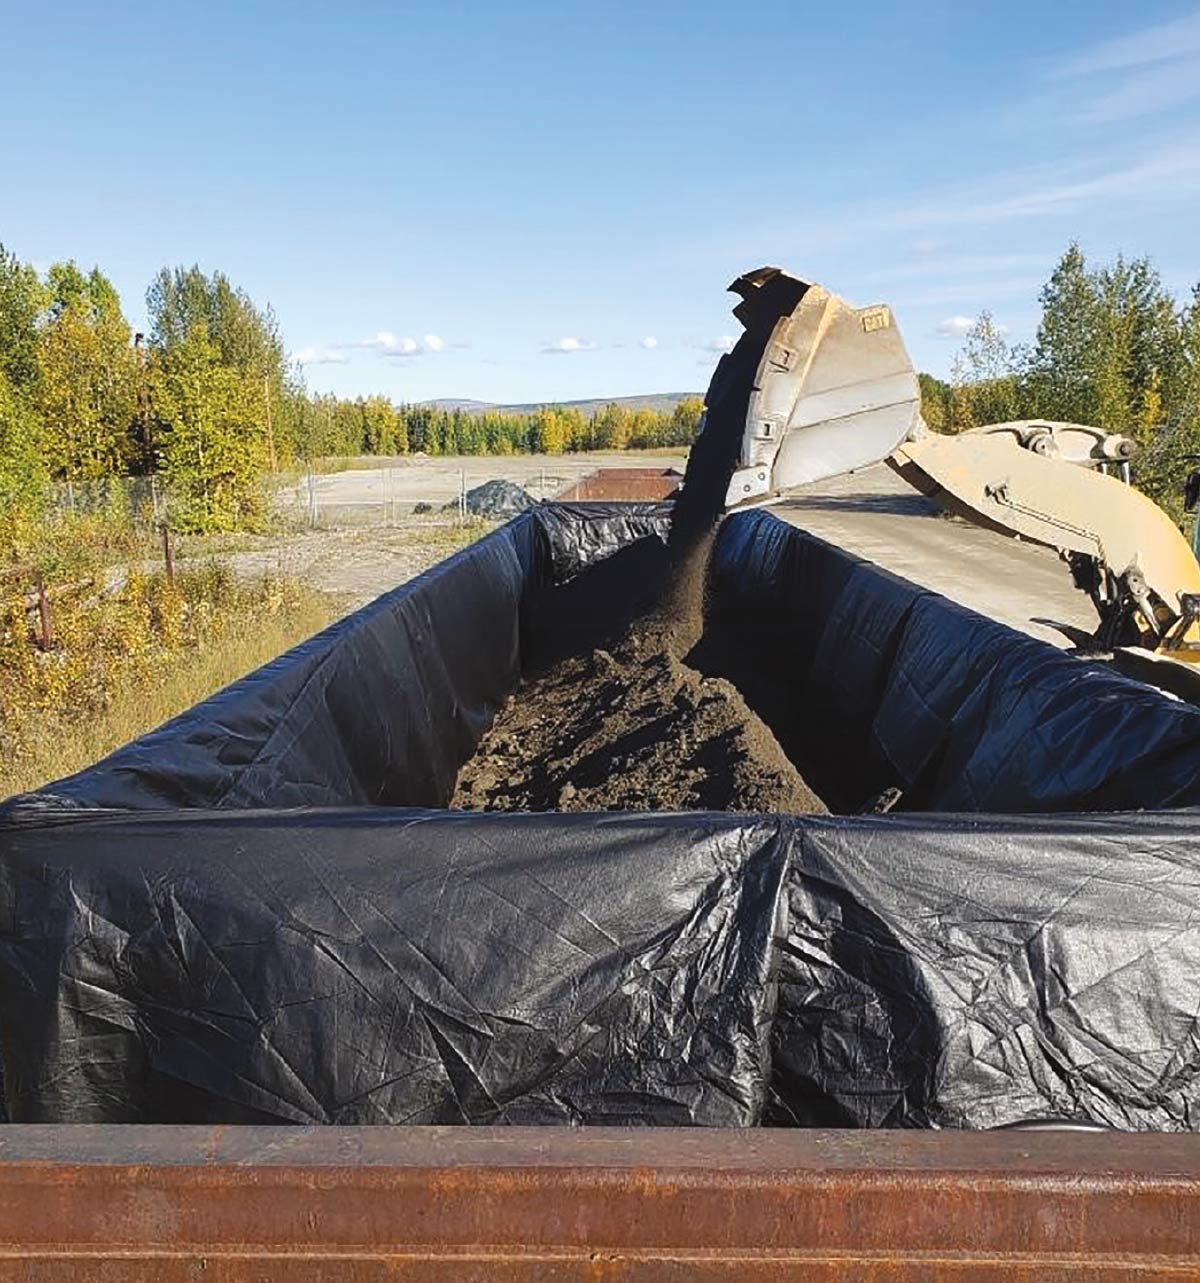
1026 243 1100 423
917 374 950 431
0 245 46 392
0 369 46 515
0 245 47 514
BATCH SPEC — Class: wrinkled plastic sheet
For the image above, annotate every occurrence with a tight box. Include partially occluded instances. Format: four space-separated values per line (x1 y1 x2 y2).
4 503 1200 1130
0 807 787 1125
709 510 1200 813
773 809 1200 1130
533 500 672 582
4 803 1200 1130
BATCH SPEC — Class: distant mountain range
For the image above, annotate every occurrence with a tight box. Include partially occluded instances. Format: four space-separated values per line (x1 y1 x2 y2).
419 392 700 416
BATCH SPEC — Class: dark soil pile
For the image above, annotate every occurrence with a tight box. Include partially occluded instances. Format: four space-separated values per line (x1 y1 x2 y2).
442 479 534 518
452 535 827 815
452 632 825 813
454 272 827 815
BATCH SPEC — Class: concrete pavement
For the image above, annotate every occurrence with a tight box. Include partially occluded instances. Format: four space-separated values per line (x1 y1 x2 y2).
775 463 1098 648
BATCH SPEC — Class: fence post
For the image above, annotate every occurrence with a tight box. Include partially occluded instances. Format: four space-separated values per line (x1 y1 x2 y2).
459 469 467 525
307 468 317 528
161 525 175 584
35 575 54 651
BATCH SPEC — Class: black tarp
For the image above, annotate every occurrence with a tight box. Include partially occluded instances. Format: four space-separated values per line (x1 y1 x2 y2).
775 811 1200 1131
4 503 1200 1129
0 807 787 1125
707 510 1200 814
12 504 670 813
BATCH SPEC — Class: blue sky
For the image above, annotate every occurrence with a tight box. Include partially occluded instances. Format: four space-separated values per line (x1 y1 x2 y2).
2 0 1199 402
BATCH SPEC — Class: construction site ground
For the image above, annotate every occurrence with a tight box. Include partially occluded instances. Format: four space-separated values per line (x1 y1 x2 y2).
209 453 1093 637
278 450 689 521
777 462 1096 648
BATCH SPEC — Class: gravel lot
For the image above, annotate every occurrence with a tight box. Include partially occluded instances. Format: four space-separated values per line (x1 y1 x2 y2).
184 452 1090 639
277 451 687 525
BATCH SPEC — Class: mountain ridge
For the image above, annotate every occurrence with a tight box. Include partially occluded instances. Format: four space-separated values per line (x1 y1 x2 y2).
419 392 701 416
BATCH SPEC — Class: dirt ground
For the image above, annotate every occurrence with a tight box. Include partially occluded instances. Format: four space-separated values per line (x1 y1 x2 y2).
161 522 483 613
453 536 827 815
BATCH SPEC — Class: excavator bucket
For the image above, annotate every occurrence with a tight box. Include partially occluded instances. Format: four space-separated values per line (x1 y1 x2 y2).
719 270 923 508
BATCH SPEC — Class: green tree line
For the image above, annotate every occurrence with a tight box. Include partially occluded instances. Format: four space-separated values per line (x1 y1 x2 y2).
293 395 703 460
0 250 294 533
0 242 704 534
6 238 1196 536
920 243 1200 516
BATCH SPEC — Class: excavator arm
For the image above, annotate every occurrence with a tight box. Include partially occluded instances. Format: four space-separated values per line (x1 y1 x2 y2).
890 431 1200 651
708 267 1200 658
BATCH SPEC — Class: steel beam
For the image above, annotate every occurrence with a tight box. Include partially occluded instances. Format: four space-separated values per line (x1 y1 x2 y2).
0 1126 1197 1279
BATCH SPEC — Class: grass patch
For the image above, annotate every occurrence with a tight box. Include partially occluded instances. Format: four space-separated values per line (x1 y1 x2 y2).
374 519 490 548
1 563 342 800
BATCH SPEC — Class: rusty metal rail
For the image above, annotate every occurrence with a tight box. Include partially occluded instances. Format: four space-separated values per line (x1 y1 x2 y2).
555 467 683 501
0 1127 1197 1279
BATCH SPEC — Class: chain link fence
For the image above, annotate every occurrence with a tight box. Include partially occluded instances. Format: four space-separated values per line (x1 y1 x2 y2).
273 455 686 530
31 452 689 533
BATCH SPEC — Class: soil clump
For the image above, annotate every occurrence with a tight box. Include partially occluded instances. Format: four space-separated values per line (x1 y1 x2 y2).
452 532 826 814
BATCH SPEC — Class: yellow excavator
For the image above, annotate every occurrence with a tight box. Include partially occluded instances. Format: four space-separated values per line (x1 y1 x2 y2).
711 266 1200 696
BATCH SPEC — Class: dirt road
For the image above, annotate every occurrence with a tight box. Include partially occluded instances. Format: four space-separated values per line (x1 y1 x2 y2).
170 525 480 614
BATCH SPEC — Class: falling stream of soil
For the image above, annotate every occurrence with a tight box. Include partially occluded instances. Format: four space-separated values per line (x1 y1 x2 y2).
453 271 827 814
453 535 826 813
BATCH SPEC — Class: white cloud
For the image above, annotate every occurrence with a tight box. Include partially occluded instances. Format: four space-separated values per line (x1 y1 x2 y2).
1075 57 1200 124
935 316 975 340
541 336 597 354
1055 9 1200 78
1050 10 1200 124
294 346 348 366
891 136 1200 228
351 331 449 357
640 335 659 349
702 125 1200 276
356 331 418 355
873 252 1048 283
889 277 1044 309
704 335 736 353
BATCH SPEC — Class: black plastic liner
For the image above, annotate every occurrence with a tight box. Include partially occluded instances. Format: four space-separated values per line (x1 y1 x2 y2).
708 510 1200 814
776 810 1200 1130
15 504 670 813
0 807 787 1125
4 503 1200 1129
